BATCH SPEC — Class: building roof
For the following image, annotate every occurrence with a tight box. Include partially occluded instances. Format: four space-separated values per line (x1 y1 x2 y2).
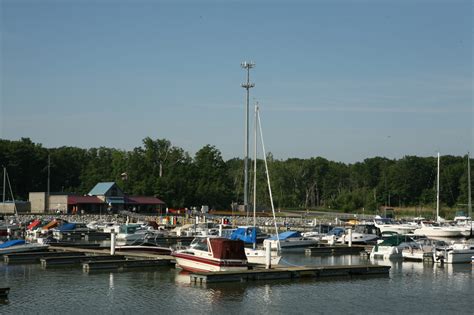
125 196 165 205
88 182 116 196
68 195 104 205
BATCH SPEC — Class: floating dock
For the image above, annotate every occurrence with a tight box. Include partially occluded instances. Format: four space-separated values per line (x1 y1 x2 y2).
3 251 86 264
305 245 371 255
190 265 390 283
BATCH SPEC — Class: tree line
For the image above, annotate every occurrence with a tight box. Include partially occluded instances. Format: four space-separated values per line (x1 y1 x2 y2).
0 138 472 215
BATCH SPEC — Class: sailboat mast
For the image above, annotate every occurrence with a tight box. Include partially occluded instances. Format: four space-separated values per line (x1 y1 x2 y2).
468 152 472 219
436 152 440 222
253 103 258 231
47 153 51 213
257 107 281 251
2 167 5 204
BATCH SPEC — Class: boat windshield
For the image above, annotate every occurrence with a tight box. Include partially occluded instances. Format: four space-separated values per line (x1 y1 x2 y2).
190 238 209 251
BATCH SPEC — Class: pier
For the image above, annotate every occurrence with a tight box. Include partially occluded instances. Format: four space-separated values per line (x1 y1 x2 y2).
305 244 372 255
189 265 391 283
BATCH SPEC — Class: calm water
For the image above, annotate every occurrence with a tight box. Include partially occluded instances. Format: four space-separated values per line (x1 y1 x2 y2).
1 252 473 314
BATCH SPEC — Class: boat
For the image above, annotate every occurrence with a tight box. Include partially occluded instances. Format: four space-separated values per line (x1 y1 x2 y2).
230 227 281 265
434 241 474 264
402 238 445 261
373 218 418 235
301 224 333 241
172 237 248 272
114 242 172 255
263 231 318 250
337 224 380 244
370 234 418 259
116 224 156 241
320 227 346 244
0 239 49 255
413 221 464 238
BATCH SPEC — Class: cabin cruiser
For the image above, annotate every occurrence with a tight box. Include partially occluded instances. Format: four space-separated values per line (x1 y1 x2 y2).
0 239 49 255
320 227 346 244
402 238 446 261
435 241 474 264
370 234 419 259
337 224 380 244
413 221 464 238
301 224 333 241
373 218 418 235
263 231 318 251
116 224 161 242
172 237 248 272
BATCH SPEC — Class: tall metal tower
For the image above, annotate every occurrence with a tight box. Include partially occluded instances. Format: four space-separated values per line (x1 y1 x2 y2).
241 61 255 212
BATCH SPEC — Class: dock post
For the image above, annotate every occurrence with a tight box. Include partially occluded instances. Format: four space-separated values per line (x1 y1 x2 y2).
110 232 116 255
219 224 223 237
265 244 271 269
348 228 352 247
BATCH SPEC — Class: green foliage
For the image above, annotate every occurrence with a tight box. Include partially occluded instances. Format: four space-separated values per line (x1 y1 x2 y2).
0 138 472 214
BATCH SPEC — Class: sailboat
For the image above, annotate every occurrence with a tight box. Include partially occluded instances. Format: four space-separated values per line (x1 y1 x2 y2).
414 153 464 237
231 104 281 265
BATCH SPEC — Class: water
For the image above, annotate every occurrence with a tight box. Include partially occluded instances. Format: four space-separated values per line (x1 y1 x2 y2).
1 253 473 314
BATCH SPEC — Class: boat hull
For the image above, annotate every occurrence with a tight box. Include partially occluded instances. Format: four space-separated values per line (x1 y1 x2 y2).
173 252 248 272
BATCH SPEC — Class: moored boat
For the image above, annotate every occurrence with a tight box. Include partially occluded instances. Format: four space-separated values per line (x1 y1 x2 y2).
0 239 49 255
172 237 248 272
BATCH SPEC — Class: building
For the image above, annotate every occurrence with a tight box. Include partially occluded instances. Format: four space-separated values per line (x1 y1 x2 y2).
29 182 166 215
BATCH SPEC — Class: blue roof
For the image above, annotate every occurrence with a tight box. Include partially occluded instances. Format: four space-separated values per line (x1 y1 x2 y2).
267 231 301 240
88 182 116 196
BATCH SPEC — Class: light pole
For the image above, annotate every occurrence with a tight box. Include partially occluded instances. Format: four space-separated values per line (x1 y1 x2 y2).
241 61 255 213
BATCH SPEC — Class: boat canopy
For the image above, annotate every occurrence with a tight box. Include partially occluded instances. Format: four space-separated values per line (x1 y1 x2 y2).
27 219 42 230
267 231 301 241
58 223 76 231
379 235 414 246
229 227 257 244
0 239 25 248
209 238 247 260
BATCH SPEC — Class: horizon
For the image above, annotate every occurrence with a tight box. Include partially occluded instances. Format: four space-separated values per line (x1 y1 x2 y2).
1 0 473 163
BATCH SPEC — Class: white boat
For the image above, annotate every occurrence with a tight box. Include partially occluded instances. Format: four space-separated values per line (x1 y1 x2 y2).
301 224 333 241
0 239 49 255
116 224 154 241
263 231 318 250
370 234 418 259
373 219 418 235
402 238 445 261
244 248 282 265
320 227 345 244
337 224 380 244
435 242 474 264
413 221 464 238
172 237 248 272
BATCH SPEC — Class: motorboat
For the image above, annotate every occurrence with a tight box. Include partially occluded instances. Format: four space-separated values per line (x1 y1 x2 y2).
263 231 318 251
230 227 281 265
374 218 418 235
413 221 464 238
435 241 474 264
320 227 346 244
370 234 418 259
114 242 172 255
402 238 446 261
301 224 333 241
337 224 380 244
116 224 156 241
172 237 248 272
0 239 49 255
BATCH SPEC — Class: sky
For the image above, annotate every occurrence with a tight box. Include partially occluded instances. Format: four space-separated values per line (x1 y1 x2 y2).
1 0 472 163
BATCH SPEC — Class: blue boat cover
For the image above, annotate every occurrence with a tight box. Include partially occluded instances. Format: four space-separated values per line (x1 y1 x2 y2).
0 239 25 248
229 227 257 244
267 231 301 241
58 223 76 231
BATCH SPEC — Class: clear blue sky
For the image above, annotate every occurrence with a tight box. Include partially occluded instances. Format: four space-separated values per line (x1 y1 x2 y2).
1 0 472 163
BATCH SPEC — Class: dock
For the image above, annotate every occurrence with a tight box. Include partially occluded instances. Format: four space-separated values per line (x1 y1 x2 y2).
3 251 86 264
190 265 390 283
305 244 371 255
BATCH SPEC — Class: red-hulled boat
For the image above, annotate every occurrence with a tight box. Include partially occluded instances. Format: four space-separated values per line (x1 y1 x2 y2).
172 237 248 272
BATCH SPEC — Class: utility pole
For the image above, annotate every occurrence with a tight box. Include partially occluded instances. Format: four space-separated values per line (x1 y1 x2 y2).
241 61 255 213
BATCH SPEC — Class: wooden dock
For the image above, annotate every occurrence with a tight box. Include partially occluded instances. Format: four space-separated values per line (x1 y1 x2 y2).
3 251 86 264
190 265 390 283
305 245 369 255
